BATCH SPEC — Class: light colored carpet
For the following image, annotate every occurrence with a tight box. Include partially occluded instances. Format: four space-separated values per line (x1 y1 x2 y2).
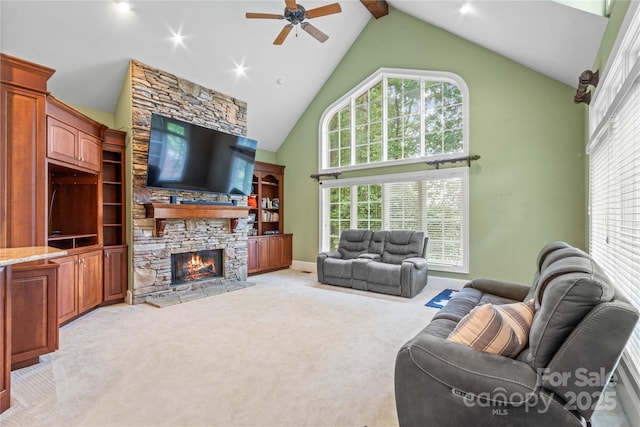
1 269 446 427
1 269 631 427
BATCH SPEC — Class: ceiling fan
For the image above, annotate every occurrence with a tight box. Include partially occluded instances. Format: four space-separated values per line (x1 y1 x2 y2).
246 0 342 45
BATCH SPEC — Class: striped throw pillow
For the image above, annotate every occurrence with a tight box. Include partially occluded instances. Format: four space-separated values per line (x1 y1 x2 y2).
447 300 535 358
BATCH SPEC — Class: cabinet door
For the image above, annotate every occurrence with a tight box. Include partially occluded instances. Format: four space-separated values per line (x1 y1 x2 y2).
268 236 284 269
0 267 9 413
247 238 260 274
78 132 101 172
78 250 103 313
1 86 47 248
47 117 78 165
53 255 78 325
282 234 293 266
258 238 270 271
103 247 127 302
10 265 58 369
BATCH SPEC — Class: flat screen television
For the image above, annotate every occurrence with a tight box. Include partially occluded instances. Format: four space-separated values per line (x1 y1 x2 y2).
146 113 257 196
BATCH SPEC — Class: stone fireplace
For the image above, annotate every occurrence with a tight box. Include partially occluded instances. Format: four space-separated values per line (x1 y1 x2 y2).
171 249 223 285
129 60 249 304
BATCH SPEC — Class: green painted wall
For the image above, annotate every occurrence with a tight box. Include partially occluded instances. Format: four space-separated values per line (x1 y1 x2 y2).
256 149 277 163
69 103 115 128
276 7 586 284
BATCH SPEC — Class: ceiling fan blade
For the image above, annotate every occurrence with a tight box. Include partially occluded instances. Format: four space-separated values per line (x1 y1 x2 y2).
246 12 284 19
301 22 329 43
274 24 293 45
305 3 342 19
285 0 297 10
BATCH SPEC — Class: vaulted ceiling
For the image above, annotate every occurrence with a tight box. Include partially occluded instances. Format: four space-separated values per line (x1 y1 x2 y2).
0 1 608 152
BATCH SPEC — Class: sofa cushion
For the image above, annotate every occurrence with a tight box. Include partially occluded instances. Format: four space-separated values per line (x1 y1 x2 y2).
381 230 425 264
524 241 575 301
368 230 387 255
447 300 535 358
337 229 373 259
323 258 353 279
365 261 401 286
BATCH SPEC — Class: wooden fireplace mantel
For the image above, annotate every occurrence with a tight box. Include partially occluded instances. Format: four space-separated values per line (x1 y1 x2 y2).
144 203 249 237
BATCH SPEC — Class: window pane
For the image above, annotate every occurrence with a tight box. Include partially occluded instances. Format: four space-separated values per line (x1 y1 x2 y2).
322 71 466 170
329 131 339 150
329 114 339 132
329 150 339 168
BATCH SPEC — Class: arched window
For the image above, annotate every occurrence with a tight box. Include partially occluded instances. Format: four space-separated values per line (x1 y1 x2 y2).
319 68 469 171
318 68 470 273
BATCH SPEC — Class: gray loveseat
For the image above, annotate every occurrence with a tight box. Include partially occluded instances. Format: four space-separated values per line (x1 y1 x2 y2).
317 229 428 298
394 241 639 426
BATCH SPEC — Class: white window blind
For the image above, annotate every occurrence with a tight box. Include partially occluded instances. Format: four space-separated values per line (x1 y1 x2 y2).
588 1 640 384
320 169 469 273
589 79 640 380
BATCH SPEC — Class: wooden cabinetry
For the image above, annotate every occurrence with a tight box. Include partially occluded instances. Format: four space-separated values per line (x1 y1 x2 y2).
103 246 127 303
249 161 284 237
247 161 292 274
247 234 292 274
47 114 102 173
102 129 126 246
46 97 105 252
102 129 128 305
0 266 9 413
10 264 58 370
0 54 54 248
52 250 103 325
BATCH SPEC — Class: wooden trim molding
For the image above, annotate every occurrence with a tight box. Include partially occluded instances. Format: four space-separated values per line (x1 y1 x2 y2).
0 53 55 93
360 0 389 19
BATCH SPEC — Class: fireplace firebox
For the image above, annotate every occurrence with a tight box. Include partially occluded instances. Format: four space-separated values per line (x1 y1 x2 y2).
171 249 223 285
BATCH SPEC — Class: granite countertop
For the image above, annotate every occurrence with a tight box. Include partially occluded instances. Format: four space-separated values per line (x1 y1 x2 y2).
0 246 67 267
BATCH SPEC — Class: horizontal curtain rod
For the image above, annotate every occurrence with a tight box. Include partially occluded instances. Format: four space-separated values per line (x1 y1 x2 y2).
425 154 481 169
310 172 342 182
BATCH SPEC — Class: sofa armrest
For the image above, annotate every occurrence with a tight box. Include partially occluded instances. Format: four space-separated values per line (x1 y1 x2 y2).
358 253 381 261
318 251 342 259
397 333 539 403
317 251 342 282
402 257 427 269
465 278 531 301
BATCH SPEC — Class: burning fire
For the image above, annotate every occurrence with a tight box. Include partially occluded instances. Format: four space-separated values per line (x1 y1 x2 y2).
183 254 215 280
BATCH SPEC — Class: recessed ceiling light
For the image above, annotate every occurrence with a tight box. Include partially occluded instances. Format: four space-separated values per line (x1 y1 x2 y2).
234 63 247 78
276 78 284 85
114 0 132 11
459 3 473 15
170 30 185 47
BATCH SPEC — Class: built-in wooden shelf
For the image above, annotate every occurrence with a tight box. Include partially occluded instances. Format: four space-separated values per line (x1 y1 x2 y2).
144 203 250 237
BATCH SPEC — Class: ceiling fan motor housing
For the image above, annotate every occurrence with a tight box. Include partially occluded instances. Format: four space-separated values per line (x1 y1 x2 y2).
284 4 306 25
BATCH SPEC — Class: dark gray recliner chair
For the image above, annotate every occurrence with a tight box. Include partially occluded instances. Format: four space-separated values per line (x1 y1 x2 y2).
353 230 428 298
394 241 639 426
316 229 373 287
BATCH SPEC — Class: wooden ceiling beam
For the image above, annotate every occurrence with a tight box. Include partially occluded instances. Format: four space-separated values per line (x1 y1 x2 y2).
360 0 389 19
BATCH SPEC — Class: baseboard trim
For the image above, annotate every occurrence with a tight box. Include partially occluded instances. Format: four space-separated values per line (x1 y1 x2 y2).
617 356 640 427
291 260 316 273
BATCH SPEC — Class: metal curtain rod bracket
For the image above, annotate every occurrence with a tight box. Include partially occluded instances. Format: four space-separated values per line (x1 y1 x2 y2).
574 69 599 105
425 154 481 169
311 171 342 182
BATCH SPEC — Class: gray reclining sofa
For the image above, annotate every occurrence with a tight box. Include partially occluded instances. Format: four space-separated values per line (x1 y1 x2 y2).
317 229 428 298
394 241 639 426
